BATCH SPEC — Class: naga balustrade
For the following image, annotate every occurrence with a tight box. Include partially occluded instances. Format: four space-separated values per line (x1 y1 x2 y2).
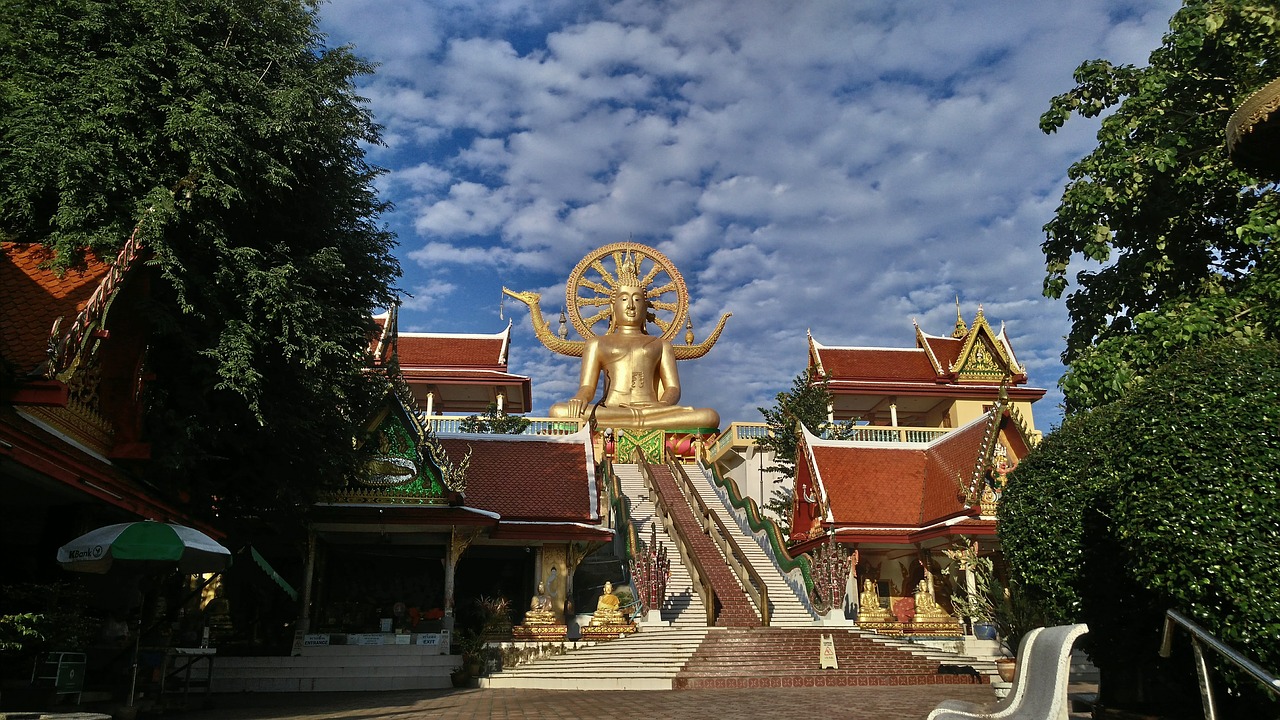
629 526 670 617
668 459 770 626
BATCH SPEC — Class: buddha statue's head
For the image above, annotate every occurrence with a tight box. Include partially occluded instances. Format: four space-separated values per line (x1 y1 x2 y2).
611 251 651 333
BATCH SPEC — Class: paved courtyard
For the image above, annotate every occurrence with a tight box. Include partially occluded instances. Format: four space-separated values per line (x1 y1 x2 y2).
179 685 996 720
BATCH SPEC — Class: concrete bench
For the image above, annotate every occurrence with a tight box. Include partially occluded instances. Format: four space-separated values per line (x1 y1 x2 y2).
927 624 1088 720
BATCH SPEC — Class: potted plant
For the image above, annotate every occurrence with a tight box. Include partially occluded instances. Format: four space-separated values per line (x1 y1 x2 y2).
943 540 1044 682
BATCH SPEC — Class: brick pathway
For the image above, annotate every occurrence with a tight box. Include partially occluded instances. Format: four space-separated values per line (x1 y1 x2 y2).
180 685 996 720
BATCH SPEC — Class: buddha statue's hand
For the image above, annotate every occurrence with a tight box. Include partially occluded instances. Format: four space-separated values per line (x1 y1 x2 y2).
565 398 585 417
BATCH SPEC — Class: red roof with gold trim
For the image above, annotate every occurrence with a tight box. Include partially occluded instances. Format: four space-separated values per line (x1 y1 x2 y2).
372 310 532 414
1 243 110 375
790 406 1034 552
440 429 601 525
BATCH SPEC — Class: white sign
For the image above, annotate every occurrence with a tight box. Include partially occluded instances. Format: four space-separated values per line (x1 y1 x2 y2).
414 633 441 646
819 634 839 669
350 633 385 646
303 634 330 647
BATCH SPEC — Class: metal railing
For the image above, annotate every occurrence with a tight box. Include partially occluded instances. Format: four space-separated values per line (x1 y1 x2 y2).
669 460 770 626
1159 608 1280 720
635 449 719 626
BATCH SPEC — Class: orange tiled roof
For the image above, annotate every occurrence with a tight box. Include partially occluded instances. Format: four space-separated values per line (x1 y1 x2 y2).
440 430 599 524
398 332 508 369
816 347 939 383
0 243 110 375
804 413 992 528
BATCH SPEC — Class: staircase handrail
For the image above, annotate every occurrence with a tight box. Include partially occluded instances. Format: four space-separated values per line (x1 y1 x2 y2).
668 460 770 626
1159 608 1280 720
634 446 719 627
698 456 816 601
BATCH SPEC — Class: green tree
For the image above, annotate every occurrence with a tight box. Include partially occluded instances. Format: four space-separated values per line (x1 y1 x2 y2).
0 0 400 520
756 370 853 535
1040 0 1280 411
459 403 531 435
1001 340 1280 715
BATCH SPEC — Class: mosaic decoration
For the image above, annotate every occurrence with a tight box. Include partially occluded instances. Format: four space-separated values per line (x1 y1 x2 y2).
323 398 448 505
616 428 664 462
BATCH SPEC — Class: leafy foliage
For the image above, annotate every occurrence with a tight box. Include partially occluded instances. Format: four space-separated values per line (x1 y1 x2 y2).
756 370 854 539
0 0 401 519
0 583 99 655
1000 340 1280 714
762 485 794 536
459 403 531 435
1041 0 1280 411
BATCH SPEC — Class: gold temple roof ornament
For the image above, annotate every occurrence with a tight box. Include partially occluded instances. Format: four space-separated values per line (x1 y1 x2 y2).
1227 75 1280 178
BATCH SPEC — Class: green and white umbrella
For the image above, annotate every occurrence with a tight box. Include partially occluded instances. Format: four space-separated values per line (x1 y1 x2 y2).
56 520 232 575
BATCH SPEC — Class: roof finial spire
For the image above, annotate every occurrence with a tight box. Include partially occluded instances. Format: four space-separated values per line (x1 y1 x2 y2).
952 296 968 338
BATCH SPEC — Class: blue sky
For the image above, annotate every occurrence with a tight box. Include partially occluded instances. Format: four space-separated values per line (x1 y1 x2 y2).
317 0 1184 430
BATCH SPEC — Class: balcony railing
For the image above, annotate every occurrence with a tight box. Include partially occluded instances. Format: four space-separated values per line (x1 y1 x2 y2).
424 415 953 446
421 415 584 436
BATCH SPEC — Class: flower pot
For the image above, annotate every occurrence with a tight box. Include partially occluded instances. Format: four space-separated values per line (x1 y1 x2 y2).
972 622 997 640
995 657 1016 683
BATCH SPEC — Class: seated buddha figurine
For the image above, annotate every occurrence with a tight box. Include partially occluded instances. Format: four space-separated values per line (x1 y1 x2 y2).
523 582 557 626
588 581 627 626
913 567 949 620
857 578 889 623
548 257 719 431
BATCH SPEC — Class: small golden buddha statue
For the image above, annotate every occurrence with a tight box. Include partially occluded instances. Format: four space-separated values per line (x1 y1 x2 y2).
588 581 627 626
548 258 719 431
913 567 951 621
857 578 891 623
523 582 557 626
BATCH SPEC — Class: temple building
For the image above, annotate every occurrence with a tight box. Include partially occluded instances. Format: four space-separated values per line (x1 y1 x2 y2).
372 310 530 417
0 240 217 578
788 308 1045 632
810 305 1043 434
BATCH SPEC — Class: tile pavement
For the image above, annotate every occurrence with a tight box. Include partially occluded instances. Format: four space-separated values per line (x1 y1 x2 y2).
177 685 997 720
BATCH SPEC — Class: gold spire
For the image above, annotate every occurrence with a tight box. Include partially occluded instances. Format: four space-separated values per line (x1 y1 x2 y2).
617 248 642 288
952 297 968 338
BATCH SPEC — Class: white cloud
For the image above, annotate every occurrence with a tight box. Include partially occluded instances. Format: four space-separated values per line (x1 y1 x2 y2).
320 0 1186 429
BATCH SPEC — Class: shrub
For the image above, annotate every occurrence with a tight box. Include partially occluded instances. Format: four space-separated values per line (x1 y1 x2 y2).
1000 339 1280 716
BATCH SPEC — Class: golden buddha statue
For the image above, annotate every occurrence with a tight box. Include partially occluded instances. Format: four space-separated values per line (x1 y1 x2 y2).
856 578 890 623
589 581 627 626
503 242 730 432
523 582 557 626
913 566 951 621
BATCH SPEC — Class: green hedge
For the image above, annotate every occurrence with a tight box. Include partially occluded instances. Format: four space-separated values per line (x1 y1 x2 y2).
1000 339 1280 716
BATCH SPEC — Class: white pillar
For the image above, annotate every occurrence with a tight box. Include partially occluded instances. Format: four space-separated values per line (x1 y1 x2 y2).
890 402 898 427
425 392 435 416
496 392 505 413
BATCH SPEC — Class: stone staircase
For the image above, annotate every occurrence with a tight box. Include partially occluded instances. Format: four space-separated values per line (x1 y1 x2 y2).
483 460 999 692
481 628 711 690
673 628 989 689
679 462 819 627
645 463 760 627
614 464 708 628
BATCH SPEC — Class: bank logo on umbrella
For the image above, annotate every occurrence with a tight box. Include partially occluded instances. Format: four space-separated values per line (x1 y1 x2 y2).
57 521 232 574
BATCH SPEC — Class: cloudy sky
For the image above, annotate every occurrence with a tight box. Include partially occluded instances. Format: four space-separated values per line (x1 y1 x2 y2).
318 0 1183 430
